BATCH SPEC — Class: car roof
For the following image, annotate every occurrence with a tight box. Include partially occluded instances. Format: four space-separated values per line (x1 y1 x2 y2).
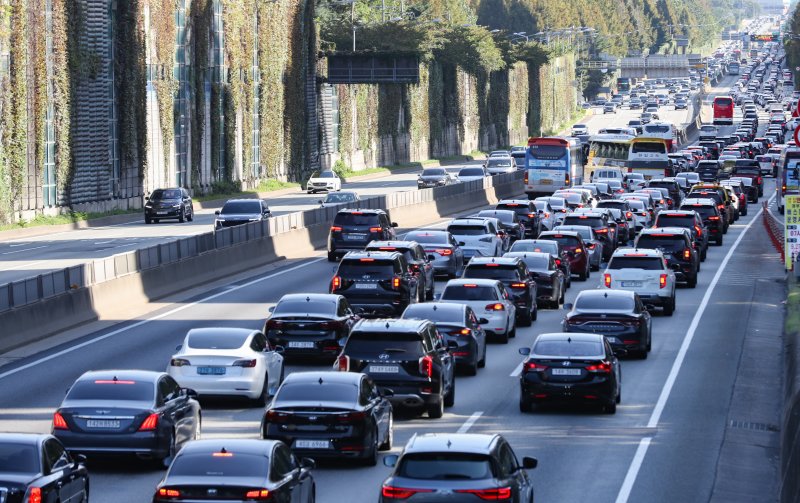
337 208 386 215
540 230 580 238
403 433 500 454
477 209 516 218
657 210 697 217
340 251 401 261
534 332 605 343
278 293 342 303
445 278 501 287
365 241 420 250
449 218 492 226
224 198 262 204
178 439 277 457
681 198 717 207
496 200 533 206
612 247 664 258
281 371 361 386
577 289 635 300
639 227 691 236
466 257 521 267
77 369 165 383
352 318 431 333
186 327 258 338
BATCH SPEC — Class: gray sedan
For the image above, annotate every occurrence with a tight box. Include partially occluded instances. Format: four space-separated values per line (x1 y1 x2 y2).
404 229 465 278
553 224 604 271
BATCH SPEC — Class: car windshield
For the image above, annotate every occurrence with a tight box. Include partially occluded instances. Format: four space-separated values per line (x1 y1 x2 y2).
532 339 603 357
447 225 488 236
221 201 261 214
275 382 358 403
151 189 181 200
636 235 686 252
345 332 424 359
168 452 270 478
67 379 154 401
607 256 664 270
403 305 462 323
188 332 249 350
0 443 38 473
486 158 512 167
575 295 635 311
333 213 380 226
562 217 603 229
441 285 498 301
516 255 549 270
324 193 355 203
405 232 448 244
422 168 446 177
458 168 485 177
337 261 395 278
541 235 580 248
463 265 518 280
272 299 336 316
397 453 495 480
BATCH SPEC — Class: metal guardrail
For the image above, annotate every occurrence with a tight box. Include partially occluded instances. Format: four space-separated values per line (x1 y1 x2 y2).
763 200 785 262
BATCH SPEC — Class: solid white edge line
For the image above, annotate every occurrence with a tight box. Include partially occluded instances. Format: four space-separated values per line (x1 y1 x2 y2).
0 258 325 380
510 361 524 377
614 194 772 503
457 411 483 434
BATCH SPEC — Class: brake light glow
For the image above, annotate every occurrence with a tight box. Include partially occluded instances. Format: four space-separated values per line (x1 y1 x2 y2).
432 248 452 256
94 380 135 384
378 247 397 251
604 273 612 288
695 225 702 236
454 487 512 500
337 355 350 372
332 275 342 290
528 213 536 218
485 263 500 267
683 249 691 260
626 211 632 219
708 216 720 221
53 412 68 430
29 488 42 503
381 486 434 499
359 258 375 262
485 303 506 311
233 359 257 367
555 259 562 266
157 488 180 499
574 248 583 254
330 226 342 232
244 489 270 500
419 355 433 378
524 173 528 185
595 228 608 233
524 361 548 372
510 283 527 288
660 274 667 289
213 452 234 457
370 227 383 233
463 284 478 288
139 413 159 431
452 328 471 336
585 362 612 373
392 276 401 289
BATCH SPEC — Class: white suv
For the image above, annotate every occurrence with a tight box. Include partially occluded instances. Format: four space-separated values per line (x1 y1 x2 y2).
437 279 517 343
446 218 504 260
602 248 677 316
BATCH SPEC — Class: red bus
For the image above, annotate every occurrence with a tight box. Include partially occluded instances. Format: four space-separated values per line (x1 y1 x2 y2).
712 96 734 125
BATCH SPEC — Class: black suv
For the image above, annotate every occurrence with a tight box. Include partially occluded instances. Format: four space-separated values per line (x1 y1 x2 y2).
561 213 615 261
647 179 683 207
365 241 435 301
144 187 194 224
337 319 456 419
330 251 419 317
635 228 699 288
462 257 538 326
475 209 525 243
328 209 398 261
495 200 542 238
681 198 724 246
654 210 708 261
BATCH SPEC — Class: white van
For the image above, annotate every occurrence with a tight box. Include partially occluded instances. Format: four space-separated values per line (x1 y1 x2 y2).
590 167 625 182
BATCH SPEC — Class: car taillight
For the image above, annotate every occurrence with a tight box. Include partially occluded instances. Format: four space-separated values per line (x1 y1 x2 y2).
233 359 257 367
626 211 632 219
708 216 720 221
332 275 342 290
660 274 667 289
337 411 367 422
170 358 190 367
330 226 342 232
585 361 612 373
265 319 284 330
757 176 762 184
265 410 290 422
574 248 583 254
604 273 611 288
382 486 434 499
28 488 42 503
694 225 702 236
587 243 596 250
337 355 350 372
419 355 433 378
528 212 536 218
555 258 562 266
52 412 68 430
524 173 528 184
392 276 401 289
451 328 471 336
244 489 270 500
454 487 512 500
565 175 570 185
640 211 647 216
683 248 691 260
485 303 505 311
510 283 527 288
139 413 159 431
369 227 383 233
432 248 452 256
157 488 181 499
595 228 608 234
524 361 548 372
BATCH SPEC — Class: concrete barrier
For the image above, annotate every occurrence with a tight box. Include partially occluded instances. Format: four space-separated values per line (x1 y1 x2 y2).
0 172 524 353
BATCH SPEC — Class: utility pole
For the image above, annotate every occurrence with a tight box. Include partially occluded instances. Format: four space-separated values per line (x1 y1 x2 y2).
351 0 356 51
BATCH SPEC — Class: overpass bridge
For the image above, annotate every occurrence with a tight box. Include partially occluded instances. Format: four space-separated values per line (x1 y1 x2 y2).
579 54 694 79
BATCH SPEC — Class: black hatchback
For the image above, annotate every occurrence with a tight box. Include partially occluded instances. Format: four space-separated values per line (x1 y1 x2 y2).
144 188 194 224
328 209 398 261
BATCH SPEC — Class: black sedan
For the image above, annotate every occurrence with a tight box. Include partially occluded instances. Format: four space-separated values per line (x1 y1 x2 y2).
153 439 315 502
214 198 271 230
264 294 360 360
417 168 453 189
144 187 194 224
562 289 652 359
518 332 621 414
0 433 89 503
504 251 565 309
476 209 525 243
261 372 393 466
53 370 201 468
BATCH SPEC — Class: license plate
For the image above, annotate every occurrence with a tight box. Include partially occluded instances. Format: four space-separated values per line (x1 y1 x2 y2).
551 368 582 376
354 283 377 289
344 234 365 241
86 419 120 428
287 341 316 348
620 281 642 287
295 440 332 449
540 179 553 185
370 365 399 373
197 366 226 375
157 211 168 215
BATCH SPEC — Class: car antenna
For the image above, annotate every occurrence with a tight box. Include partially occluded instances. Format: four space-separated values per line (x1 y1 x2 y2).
113 376 118 382
385 322 391 329
306 296 311 302
604 292 608 298
567 337 572 343
220 447 228 454
318 378 324 385
432 305 438 311
447 440 452 449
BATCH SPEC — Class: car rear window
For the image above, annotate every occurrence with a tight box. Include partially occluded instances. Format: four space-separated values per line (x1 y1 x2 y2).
562 216 603 228
275 382 358 403
532 340 603 357
477 211 513 224
333 213 380 226
404 232 448 245
188 332 249 350
168 452 270 478
636 235 687 252
67 379 154 402
337 260 396 278
517 255 549 270
220 201 261 214
486 158 512 167
272 299 337 316
345 332 424 359
575 295 634 311
463 265 519 280
509 241 557 254
597 201 627 210
495 204 530 216
397 453 495 480
447 225 488 236
402 304 462 323
441 285 498 301
655 215 695 228
683 205 716 219
0 443 38 473
607 256 664 270
688 191 722 205
541 235 580 248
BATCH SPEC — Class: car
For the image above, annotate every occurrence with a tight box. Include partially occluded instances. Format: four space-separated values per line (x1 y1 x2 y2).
403 229 465 279
53 370 202 467
535 196 569 223
327 209 398 261
624 172 646 191
264 293 359 360
504 251 566 308
680 198 724 246
674 98 688 109
538 230 591 281
380 433 537 503
144 187 194 224
330 251 420 317
552 225 604 271
647 179 683 207
603 102 617 113
571 123 588 136
402 302 488 375
214 198 271 230
461 256 538 326
518 332 621 413
687 186 733 231
653 210 709 261
730 175 759 203
417 168 454 189
634 227 699 288
732 160 764 196
168 327 285 405
563 289 651 358
446 217 505 260
319 190 360 207
676 171 700 186
0 433 89 503
484 156 516 175
596 200 636 239
336 319 456 419
508 239 571 287
561 211 616 260
532 199 557 230
720 179 748 216
475 209 525 243
152 439 315 502
456 166 488 183
602 248 677 315
495 199 543 238
489 150 511 158
510 147 526 168
261 372 392 465
366 240 436 301
306 170 342 193
437 278 517 343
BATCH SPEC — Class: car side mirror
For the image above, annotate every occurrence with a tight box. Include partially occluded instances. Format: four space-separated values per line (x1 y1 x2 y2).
433 293 442 301
182 388 199 399
518 347 531 356
175 344 182 351
391 222 398 227
521 457 538 470
268 306 276 313
318 199 323 204
300 458 316 470
479 317 489 324
564 303 573 310
384 454 399 467
214 210 220 215
338 337 348 347
74 454 87 466
145 196 150 201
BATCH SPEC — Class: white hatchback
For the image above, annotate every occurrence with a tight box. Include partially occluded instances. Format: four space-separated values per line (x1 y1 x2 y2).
438 278 517 343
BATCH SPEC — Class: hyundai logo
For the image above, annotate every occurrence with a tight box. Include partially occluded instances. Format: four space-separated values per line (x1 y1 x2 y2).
562 361 571 366
95 410 110 414
308 416 318 421
207 489 218 496
378 353 391 360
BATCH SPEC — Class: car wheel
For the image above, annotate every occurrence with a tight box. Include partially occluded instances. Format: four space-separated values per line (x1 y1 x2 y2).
531 304 537 321
603 400 617 414
518 307 532 327
145 216 152 224
478 344 487 368
362 428 379 466
688 273 697 289
519 396 533 413
715 236 723 246
178 208 185 223
427 397 444 419
153 218 159 224
327 251 337 262
426 283 435 301
508 321 517 339
444 379 455 407
496 330 509 344
159 431 177 469
379 416 393 451
578 269 588 281
254 374 269 407
696 260 700 272
664 297 675 316
187 209 194 222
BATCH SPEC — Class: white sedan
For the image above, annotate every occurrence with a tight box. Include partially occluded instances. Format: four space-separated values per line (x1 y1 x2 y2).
306 170 342 193
167 327 285 406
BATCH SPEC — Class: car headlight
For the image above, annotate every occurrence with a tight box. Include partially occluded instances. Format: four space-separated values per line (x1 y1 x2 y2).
173 204 181 208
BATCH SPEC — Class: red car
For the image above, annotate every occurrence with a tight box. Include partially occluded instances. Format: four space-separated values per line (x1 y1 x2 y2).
538 231 591 281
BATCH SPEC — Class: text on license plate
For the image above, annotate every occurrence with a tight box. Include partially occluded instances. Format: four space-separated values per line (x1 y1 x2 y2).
295 440 331 449
343 234 365 240
620 281 642 287
287 341 316 348
370 365 399 373
86 420 120 428
197 366 226 375
540 179 553 185
354 283 377 289
157 211 168 215
551 368 582 376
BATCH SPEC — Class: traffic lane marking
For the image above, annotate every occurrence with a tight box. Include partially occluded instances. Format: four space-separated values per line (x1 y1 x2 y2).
457 411 484 434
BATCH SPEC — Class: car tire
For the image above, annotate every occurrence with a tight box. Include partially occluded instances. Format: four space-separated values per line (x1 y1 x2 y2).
478 344 487 368
153 218 159 224
496 330 509 344
578 269 588 281
531 304 537 321
427 397 444 419
664 297 675 316
254 374 269 407
688 273 697 288
426 283 435 301
518 307 533 327
603 401 617 414
379 416 393 451
715 236 723 246
464 358 478 376
362 429 379 466
508 322 517 339
178 209 185 223
519 396 533 413
327 251 337 262
159 431 177 469
444 379 456 407
145 216 151 224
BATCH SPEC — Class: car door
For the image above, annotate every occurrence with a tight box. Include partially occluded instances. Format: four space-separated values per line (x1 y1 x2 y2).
252 331 283 394
42 438 80 503
427 326 454 394
414 245 434 292
271 444 304 503
466 308 486 359
363 377 391 443
496 441 532 501
158 376 193 446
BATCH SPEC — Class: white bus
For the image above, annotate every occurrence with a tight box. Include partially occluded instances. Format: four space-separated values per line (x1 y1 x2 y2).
641 122 677 152
628 137 673 180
